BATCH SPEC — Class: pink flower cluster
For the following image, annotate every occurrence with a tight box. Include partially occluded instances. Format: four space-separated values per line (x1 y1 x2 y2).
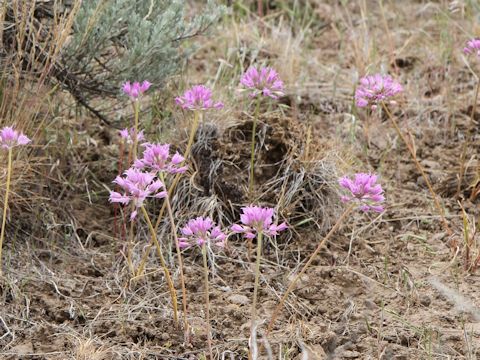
135 143 187 174
240 66 284 99
0 127 30 150
175 85 224 111
231 206 287 239
355 74 403 110
122 80 151 100
464 38 480 58
109 168 167 220
119 128 145 144
339 173 385 213
179 217 226 248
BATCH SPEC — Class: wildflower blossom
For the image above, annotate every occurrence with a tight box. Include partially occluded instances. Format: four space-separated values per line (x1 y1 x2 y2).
355 74 403 110
119 128 145 144
0 127 30 150
122 80 151 100
464 38 480 58
178 217 226 248
240 66 284 99
134 143 187 174
175 85 224 111
338 173 385 213
231 206 287 239
109 167 166 220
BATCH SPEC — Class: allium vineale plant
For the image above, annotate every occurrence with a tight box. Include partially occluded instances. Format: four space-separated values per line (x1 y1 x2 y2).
266 173 385 334
231 206 287 356
239 66 284 197
179 217 226 359
355 73 451 235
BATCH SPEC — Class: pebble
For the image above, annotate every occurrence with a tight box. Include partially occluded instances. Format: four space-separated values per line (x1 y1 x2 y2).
419 295 431 306
341 350 361 358
227 294 250 305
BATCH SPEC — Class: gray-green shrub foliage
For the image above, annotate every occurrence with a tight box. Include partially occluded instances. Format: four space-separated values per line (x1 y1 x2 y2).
61 0 225 99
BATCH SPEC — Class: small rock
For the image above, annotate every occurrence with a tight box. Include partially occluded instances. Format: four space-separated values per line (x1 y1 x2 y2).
160 333 170 340
227 294 250 305
322 331 337 354
297 344 327 360
341 350 361 358
225 304 242 319
419 295 431 306
364 299 377 310
421 160 440 170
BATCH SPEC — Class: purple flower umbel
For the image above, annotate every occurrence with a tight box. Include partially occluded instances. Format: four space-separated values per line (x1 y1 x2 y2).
119 128 145 145
338 173 385 213
0 127 30 150
240 66 284 99
109 167 167 220
231 206 287 239
464 38 480 58
355 74 403 110
179 217 226 248
175 85 224 111
122 80 151 100
134 143 187 174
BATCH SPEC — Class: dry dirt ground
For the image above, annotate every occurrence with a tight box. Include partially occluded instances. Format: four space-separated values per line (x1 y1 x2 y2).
1 1 480 359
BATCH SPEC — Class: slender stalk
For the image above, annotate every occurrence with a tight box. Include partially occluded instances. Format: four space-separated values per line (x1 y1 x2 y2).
249 97 261 198
471 172 480 201
266 205 354 334
0 148 13 276
185 111 200 161
114 139 127 243
136 111 200 276
155 111 199 235
257 0 263 17
304 124 312 161
202 244 213 360
126 216 134 274
122 101 140 274
457 79 480 198
381 102 452 235
140 205 178 325
160 172 189 337
251 231 263 338
132 100 140 160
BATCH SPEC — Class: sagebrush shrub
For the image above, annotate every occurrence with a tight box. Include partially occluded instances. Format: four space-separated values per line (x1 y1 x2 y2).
61 0 225 100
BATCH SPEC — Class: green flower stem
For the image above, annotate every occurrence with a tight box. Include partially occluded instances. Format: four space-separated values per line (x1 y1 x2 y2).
266 204 354 335
381 102 452 236
251 231 263 334
154 111 200 234
249 97 261 198
126 215 135 275
125 100 141 277
185 111 200 161
0 148 13 276
159 172 189 336
136 111 201 277
140 205 178 325
202 244 213 360
132 100 140 160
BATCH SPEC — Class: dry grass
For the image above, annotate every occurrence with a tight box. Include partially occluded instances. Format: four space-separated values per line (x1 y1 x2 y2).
0 1 82 244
